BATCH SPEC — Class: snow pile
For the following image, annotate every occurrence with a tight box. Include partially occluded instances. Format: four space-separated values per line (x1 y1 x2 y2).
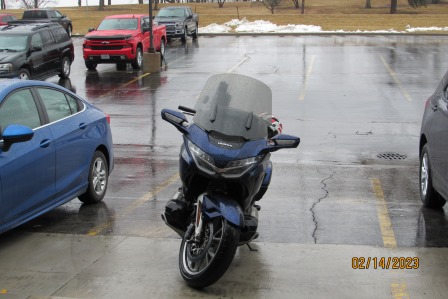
199 18 448 34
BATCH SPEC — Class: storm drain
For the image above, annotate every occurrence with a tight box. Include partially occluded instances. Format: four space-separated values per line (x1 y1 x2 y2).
376 152 407 160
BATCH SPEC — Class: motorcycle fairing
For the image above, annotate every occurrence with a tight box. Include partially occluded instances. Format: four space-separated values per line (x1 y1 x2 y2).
200 193 245 227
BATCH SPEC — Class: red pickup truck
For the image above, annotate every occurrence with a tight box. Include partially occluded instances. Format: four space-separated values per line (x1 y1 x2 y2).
83 14 166 71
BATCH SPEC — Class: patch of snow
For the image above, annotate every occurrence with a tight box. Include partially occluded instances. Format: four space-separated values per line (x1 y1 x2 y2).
199 18 448 34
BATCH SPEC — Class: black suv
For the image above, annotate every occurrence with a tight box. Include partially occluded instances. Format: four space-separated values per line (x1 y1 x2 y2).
0 22 74 80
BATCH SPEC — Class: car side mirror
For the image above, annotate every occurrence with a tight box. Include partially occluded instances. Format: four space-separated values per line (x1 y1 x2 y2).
1 124 34 151
31 45 42 52
88 28 95 32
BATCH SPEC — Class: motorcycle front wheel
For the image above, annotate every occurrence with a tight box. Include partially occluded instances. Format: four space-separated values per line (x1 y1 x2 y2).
179 217 240 288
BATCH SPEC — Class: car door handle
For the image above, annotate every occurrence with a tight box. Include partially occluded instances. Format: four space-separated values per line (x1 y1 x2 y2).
79 123 87 130
40 139 52 148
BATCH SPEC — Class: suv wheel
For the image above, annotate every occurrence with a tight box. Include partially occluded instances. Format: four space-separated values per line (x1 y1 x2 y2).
58 56 71 78
131 47 143 70
18 68 30 80
85 61 97 71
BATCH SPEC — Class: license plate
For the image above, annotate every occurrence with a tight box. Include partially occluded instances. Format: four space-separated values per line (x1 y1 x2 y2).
101 54 110 59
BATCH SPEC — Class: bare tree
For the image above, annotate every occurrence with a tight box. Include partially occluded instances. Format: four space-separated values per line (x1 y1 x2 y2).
365 0 372 8
262 0 282 14
218 0 225 8
1 0 6 9
291 0 299 9
301 0 305 14
99 0 104 10
408 0 428 8
390 0 397 13
16 0 55 8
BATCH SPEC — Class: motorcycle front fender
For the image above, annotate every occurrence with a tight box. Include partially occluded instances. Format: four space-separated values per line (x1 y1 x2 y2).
200 194 244 228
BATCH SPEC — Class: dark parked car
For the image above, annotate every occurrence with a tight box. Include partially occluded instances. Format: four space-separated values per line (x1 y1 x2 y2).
0 14 17 26
0 22 74 80
419 70 448 208
0 79 114 234
22 9 72 36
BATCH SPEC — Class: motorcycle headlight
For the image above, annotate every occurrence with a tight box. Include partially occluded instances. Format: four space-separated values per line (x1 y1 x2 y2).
187 141 263 178
0 63 12 72
223 156 263 178
188 141 216 175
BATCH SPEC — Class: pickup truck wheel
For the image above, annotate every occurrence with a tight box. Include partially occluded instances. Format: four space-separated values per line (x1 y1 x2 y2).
192 24 198 40
131 47 143 70
58 56 71 78
181 27 188 43
159 40 165 57
18 68 31 80
85 61 97 71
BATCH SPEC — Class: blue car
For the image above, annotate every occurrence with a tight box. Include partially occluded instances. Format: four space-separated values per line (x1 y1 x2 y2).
0 79 114 234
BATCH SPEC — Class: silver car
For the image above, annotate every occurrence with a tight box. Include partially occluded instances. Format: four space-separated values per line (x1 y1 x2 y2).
419 70 448 208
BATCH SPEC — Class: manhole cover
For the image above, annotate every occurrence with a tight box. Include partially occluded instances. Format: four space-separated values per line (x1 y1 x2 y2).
376 152 407 160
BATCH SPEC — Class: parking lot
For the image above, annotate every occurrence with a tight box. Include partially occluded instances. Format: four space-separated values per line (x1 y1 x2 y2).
1 35 448 298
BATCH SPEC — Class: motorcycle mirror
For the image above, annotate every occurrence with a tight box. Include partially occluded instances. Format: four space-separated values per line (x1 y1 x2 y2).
271 134 301 148
161 109 189 133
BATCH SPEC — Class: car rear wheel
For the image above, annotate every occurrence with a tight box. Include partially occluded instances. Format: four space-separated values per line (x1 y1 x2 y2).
420 144 446 208
18 68 30 80
85 61 97 71
79 151 109 204
131 47 143 70
58 56 71 78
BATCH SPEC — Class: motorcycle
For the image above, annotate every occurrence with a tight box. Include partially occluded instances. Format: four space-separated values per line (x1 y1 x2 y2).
161 73 300 288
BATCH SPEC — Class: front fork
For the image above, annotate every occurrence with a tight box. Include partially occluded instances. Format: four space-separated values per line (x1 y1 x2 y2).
194 196 204 242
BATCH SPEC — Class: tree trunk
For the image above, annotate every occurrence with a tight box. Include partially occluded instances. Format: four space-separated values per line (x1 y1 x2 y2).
390 0 397 14
99 0 105 10
301 0 305 14
365 0 372 8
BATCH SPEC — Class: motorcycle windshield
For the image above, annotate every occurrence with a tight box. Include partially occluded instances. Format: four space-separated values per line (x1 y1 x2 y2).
193 74 272 141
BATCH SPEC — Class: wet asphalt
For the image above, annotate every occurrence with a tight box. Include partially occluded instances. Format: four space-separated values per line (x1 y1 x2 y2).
1 35 448 298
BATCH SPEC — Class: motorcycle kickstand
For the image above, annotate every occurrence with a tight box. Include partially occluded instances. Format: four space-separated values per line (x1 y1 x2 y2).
247 243 258 252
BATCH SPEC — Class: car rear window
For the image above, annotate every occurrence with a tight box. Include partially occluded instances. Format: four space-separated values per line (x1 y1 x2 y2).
51 26 70 43
23 10 48 19
37 88 73 122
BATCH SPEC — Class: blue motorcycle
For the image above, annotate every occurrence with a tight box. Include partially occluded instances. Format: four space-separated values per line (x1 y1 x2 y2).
161 73 300 288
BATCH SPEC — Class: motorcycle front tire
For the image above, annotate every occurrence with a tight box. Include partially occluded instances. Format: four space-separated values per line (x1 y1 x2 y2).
179 218 240 288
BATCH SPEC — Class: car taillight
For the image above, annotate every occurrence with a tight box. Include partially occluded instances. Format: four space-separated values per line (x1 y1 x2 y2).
106 114 111 124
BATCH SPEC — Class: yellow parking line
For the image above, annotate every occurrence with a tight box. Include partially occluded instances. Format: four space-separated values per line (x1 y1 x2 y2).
371 178 411 298
228 56 251 73
299 55 315 101
100 72 151 98
87 173 179 236
379 55 412 102
371 178 397 248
